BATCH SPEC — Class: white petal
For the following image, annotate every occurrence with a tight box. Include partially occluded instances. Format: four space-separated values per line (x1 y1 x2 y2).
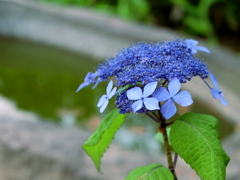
143 81 158 98
108 87 117 99
132 100 143 113
127 87 143 100
168 78 181 97
144 98 160 110
106 80 113 95
99 99 109 113
97 95 107 107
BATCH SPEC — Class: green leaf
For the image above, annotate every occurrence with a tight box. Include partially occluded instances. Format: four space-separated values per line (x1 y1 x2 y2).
170 112 230 180
83 109 126 172
125 163 174 180
155 127 172 146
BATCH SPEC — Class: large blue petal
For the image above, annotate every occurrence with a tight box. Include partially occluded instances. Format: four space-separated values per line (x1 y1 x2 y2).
173 91 193 107
97 95 107 107
132 100 143 113
76 82 89 92
168 78 181 97
143 81 158 98
127 87 143 100
106 80 113 96
108 87 117 99
160 99 177 120
210 88 219 99
219 95 228 106
210 73 219 89
143 98 160 110
99 99 109 113
194 46 210 53
152 87 170 102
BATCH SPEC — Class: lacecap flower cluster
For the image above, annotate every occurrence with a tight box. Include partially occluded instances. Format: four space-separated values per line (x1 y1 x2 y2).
76 39 227 120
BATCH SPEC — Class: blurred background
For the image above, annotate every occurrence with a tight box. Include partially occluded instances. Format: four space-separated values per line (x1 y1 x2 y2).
0 0 240 179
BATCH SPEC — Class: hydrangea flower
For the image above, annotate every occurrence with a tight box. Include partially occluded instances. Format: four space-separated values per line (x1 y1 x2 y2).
152 78 193 119
76 72 98 92
97 39 209 86
185 39 210 54
127 82 160 113
76 39 224 115
97 80 117 113
209 73 228 106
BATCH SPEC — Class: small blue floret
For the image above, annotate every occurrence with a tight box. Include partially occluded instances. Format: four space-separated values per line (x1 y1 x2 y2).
127 82 160 113
76 72 98 92
152 78 193 119
97 80 117 113
185 39 210 54
209 73 228 106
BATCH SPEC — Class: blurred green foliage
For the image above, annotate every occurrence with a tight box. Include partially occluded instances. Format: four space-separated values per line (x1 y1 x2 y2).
42 0 152 22
42 0 240 46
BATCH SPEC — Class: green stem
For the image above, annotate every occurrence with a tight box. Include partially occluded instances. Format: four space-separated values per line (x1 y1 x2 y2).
159 121 178 180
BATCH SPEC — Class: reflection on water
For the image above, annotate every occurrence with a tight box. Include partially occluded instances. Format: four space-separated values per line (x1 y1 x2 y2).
0 37 234 148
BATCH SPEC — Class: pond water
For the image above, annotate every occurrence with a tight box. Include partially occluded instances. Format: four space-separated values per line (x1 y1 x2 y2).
0 37 234 149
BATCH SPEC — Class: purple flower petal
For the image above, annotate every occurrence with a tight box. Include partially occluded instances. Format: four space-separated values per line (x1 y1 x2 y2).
97 95 107 107
161 99 177 120
143 82 158 98
143 98 160 110
168 78 181 97
219 95 228 106
173 91 193 106
132 100 143 113
99 99 109 113
127 87 143 100
210 73 219 89
152 87 170 102
194 46 210 53
210 88 219 99
106 80 113 95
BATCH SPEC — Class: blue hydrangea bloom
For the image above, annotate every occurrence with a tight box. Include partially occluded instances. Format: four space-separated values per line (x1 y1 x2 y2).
97 80 117 113
127 82 160 113
185 39 210 54
97 39 209 86
76 72 98 92
152 78 193 119
77 39 213 114
209 73 228 106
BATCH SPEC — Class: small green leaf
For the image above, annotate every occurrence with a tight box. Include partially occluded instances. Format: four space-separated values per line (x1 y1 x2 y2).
125 163 174 180
83 109 126 172
170 112 230 180
155 127 172 146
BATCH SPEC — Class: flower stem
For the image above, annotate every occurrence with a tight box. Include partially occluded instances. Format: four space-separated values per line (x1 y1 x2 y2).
159 118 178 180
